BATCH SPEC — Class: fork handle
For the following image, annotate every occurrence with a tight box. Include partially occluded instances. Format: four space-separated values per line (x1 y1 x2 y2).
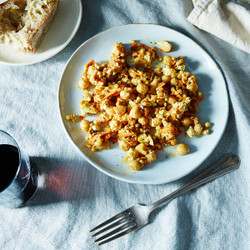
149 154 240 211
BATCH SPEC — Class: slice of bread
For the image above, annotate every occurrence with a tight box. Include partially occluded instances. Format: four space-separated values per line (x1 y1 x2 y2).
0 0 59 53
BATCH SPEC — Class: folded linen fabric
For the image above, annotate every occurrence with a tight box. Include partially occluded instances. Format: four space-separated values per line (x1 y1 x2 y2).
187 0 250 53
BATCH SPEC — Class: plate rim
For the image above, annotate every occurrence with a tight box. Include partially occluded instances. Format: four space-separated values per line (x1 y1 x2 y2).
0 0 83 66
58 23 229 185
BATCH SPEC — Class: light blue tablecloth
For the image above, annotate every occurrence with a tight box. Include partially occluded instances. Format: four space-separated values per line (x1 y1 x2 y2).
0 1 249 249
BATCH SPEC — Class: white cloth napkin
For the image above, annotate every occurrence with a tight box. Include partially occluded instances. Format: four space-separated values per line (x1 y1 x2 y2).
187 0 250 53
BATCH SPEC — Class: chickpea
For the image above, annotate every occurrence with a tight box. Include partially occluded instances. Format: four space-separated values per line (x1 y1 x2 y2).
136 83 148 95
115 104 126 115
118 139 130 151
202 129 210 135
125 148 139 161
168 95 177 105
158 41 173 53
162 55 172 66
94 136 104 147
154 65 162 75
120 90 131 100
91 122 101 131
138 134 147 143
176 57 185 66
66 114 78 123
146 150 157 162
205 122 211 128
175 64 185 71
131 77 142 86
157 88 165 98
169 138 177 146
176 143 189 156
106 107 116 116
187 82 198 92
136 96 142 103
91 146 98 152
194 123 203 135
82 90 92 102
109 119 121 130
186 126 195 138
138 117 148 125
129 105 142 119
135 143 149 155
77 77 89 90
80 120 90 131
128 160 142 171
150 76 161 87
181 117 192 127
170 78 178 86
129 93 136 100
151 117 162 127
162 75 171 83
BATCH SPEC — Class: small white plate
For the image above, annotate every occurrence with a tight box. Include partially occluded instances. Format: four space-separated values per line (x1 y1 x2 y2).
0 0 82 66
58 24 229 185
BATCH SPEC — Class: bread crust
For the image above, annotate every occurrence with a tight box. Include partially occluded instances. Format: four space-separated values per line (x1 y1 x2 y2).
26 0 59 53
0 0 26 10
0 0 59 53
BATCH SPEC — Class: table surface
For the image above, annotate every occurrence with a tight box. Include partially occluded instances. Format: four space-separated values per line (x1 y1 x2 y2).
0 1 249 250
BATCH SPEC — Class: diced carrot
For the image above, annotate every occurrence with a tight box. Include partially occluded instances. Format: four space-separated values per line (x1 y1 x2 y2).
88 130 115 145
100 131 114 137
94 88 103 95
161 126 176 135
183 112 196 117
194 95 203 104
118 132 136 138
104 90 120 99
131 43 159 58
83 60 95 78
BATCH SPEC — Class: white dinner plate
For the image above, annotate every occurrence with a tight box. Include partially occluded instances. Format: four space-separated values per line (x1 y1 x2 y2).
58 24 229 185
0 0 82 66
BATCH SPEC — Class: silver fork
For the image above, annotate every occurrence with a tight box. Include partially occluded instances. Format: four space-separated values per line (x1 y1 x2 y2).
90 154 240 246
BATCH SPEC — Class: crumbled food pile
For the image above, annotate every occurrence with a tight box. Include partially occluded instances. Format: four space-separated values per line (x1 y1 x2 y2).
67 40 211 170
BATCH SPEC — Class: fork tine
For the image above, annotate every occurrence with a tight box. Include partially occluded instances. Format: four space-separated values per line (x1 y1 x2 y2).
97 227 137 246
92 216 133 237
95 221 137 246
89 210 130 232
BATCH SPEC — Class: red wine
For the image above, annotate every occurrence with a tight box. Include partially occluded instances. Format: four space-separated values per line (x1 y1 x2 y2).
0 144 19 192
